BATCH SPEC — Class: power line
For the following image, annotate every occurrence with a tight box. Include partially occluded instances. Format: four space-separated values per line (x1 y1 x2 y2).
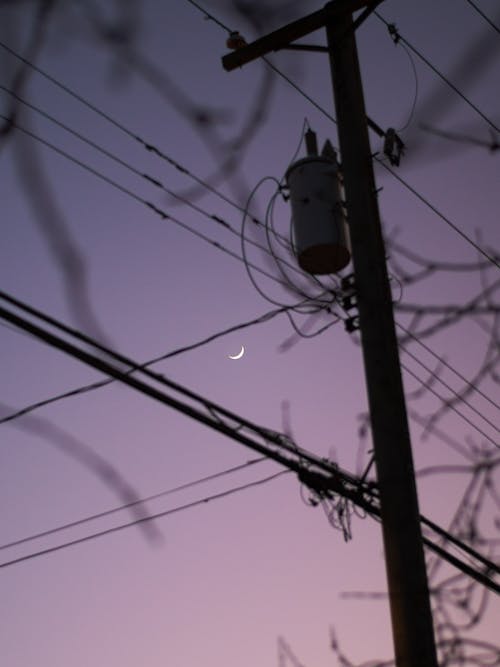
400 362 498 448
464 0 500 35
0 457 268 552
378 158 499 269
180 0 500 266
0 302 308 426
0 104 338 310
409 409 477 461
0 38 292 248
1 294 497 590
397 321 500 412
4 94 494 438
263 57 337 124
0 111 297 292
0 470 290 569
401 345 499 435
2 80 338 310
2 36 497 271
183 0 231 32
0 85 315 287
374 11 500 134
0 290 340 477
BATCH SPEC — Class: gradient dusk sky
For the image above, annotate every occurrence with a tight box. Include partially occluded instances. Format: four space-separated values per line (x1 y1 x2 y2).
1 1 499 666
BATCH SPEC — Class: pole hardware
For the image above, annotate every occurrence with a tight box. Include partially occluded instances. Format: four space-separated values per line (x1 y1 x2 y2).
340 274 360 332
383 127 405 166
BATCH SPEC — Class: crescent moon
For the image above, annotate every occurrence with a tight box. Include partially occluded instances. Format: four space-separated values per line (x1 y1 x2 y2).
228 345 245 360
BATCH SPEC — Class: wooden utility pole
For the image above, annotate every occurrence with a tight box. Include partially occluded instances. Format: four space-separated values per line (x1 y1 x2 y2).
222 3 439 667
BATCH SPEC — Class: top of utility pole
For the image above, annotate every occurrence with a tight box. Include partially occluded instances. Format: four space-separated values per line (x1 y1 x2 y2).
222 1 373 71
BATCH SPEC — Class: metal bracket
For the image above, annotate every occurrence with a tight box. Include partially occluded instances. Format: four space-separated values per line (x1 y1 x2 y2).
383 128 405 166
340 274 360 332
344 315 360 333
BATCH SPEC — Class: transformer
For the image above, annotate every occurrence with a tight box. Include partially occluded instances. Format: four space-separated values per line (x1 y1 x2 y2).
285 149 351 275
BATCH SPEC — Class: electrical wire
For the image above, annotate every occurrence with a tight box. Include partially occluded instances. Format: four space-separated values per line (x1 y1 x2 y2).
239 176 334 311
377 158 500 269
397 321 500 412
0 457 268 551
181 0 500 268
409 409 477 461
397 42 419 132
0 290 345 477
0 111 296 291
400 362 498 448
183 0 232 32
2 36 497 271
374 11 500 134
263 57 337 125
401 345 500 434
0 301 309 427
1 11 498 596
1 294 498 590
464 0 500 36
240 177 296 307
0 87 316 287
0 470 290 569
0 38 290 249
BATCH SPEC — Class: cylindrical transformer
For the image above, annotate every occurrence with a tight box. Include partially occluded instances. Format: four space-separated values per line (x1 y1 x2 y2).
285 154 351 275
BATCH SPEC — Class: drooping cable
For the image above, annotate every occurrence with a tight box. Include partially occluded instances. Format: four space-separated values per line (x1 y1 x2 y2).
374 11 500 134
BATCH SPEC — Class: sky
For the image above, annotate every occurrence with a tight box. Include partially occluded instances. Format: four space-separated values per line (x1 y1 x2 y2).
1 1 499 666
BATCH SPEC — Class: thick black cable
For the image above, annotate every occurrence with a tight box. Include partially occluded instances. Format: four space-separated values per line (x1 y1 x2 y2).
0 293 341 477
2 296 498 589
0 303 302 426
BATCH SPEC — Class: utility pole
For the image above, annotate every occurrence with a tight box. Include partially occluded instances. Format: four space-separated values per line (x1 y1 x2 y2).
222 3 439 667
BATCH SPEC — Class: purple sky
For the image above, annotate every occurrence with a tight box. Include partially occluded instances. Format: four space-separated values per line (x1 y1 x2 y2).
1 1 499 666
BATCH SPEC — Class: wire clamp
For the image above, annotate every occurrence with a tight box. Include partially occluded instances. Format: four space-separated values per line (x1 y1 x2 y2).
387 23 400 44
340 275 360 332
383 128 405 166
344 315 360 333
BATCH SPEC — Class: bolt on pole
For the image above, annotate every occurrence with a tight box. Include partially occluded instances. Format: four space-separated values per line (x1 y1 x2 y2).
325 7 438 667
